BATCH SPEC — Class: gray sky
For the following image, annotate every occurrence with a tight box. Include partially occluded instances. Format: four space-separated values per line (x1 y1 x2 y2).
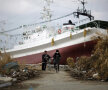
0 0 108 32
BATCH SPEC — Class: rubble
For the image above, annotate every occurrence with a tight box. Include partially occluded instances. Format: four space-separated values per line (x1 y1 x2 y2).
9 67 39 83
92 73 100 79
0 77 13 88
67 34 108 81
0 82 12 88
0 52 40 88
0 64 40 88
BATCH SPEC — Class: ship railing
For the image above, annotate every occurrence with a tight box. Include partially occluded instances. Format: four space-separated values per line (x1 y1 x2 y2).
16 27 81 47
19 28 78 44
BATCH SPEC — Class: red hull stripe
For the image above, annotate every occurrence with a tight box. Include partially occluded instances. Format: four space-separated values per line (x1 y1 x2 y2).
15 40 96 64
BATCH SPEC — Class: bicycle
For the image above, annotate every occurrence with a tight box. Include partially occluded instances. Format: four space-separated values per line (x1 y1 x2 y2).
47 58 51 71
54 63 59 73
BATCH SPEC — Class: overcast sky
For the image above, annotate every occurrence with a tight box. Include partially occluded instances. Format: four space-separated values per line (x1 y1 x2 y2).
0 0 108 32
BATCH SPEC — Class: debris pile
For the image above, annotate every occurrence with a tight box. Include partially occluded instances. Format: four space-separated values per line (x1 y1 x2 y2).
67 34 108 81
7 65 39 83
0 52 40 88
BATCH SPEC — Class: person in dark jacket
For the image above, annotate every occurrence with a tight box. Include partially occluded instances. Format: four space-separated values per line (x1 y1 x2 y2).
53 50 61 71
42 50 51 71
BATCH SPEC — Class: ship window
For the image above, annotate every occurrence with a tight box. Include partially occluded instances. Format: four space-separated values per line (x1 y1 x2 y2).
26 37 28 39
24 37 27 40
23 32 26 35
32 30 35 33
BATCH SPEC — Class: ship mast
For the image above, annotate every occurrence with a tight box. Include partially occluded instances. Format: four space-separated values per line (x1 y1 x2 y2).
41 0 53 23
41 0 53 38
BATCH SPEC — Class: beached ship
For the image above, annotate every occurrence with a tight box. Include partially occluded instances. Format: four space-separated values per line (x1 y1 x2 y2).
0 0 107 64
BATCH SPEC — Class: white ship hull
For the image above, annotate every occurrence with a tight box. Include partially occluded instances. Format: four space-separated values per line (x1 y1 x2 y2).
3 28 106 64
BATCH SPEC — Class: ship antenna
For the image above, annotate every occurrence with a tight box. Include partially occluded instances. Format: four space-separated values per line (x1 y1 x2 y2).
81 0 86 12
73 0 94 21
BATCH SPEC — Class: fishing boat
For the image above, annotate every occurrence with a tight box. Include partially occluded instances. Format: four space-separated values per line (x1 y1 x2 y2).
0 0 107 64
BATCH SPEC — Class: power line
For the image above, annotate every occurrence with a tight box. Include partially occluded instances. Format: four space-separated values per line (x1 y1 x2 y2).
0 12 74 33
0 12 90 34
0 18 90 37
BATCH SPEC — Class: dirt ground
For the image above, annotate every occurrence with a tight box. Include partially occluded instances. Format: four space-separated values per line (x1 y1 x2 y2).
2 70 108 90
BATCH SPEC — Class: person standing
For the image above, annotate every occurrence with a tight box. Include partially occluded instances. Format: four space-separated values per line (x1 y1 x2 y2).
42 50 51 71
53 50 61 71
